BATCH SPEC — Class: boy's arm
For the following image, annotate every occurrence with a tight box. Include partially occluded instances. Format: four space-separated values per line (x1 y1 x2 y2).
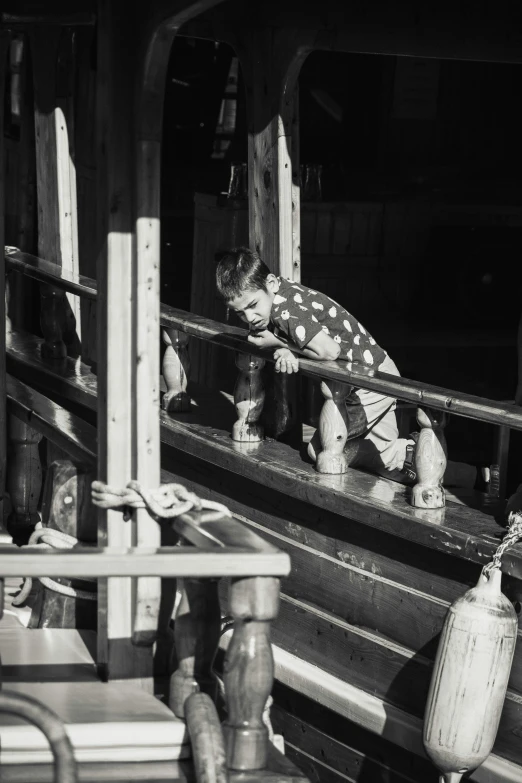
300 330 341 361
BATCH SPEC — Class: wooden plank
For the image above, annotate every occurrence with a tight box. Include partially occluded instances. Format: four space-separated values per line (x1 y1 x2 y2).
5 250 97 299
238 28 309 279
271 703 437 783
157 448 482 603
6 374 97 465
0 680 189 765
0 760 194 783
96 0 147 685
6 330 98 410
29 26 81 340
0 30 11 529
0 547 290 579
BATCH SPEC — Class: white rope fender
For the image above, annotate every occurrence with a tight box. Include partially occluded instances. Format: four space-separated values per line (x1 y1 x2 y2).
91 480 230 523
12 524 96 606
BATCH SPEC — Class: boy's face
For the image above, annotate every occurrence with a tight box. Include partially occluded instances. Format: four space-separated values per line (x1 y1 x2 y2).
227 274 278 332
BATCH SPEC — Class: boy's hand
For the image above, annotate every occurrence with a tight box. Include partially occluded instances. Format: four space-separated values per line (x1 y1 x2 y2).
247 329 283 350
274 348 299 374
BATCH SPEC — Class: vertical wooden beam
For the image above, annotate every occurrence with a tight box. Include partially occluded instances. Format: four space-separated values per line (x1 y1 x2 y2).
238 30 309 280
1 32 11 529
133 0 229 662
96 0 154 686
29 27 81 344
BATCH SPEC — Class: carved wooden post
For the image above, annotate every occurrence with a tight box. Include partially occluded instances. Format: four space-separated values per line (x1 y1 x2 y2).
6 416 43 538
264 372 301 447
169 577 221 718
162 328 190 413
40 284 67 360
232 353 265 442
410 408 448 509
316 379 353 474
223 576 279 771
30 460 97 629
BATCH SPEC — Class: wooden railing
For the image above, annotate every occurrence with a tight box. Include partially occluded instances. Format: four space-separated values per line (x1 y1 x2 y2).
2 369 291 774
6 247 522 512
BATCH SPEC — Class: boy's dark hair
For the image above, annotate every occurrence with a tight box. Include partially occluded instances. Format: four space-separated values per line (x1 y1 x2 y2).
215 247 271 301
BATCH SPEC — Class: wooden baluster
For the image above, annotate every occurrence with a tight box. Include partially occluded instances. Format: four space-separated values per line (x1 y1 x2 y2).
316 379 354 474
223 576 279 771
40 284 67 360
162 328 190 413
232 353 265 442
411 407 448 509
169 577 221 718
6 417 43 540
31 460 97 629
264 372 301 447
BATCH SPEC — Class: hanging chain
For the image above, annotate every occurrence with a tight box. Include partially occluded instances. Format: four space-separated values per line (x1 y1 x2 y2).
482 511 522 579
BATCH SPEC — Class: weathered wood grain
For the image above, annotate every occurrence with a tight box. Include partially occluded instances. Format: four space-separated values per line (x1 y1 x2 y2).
0 546 289 579
270 690 439 783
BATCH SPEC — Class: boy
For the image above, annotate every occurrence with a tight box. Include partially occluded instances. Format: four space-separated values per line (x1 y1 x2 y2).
216 246 416 481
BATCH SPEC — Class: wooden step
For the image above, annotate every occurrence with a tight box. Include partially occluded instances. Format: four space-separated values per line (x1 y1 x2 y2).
0 680 189 765
0 627 98 681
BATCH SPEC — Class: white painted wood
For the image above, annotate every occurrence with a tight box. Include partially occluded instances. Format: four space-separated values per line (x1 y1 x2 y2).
0 681 189 764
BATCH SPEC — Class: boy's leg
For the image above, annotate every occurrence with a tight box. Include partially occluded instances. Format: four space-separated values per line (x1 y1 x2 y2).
351 355 412 477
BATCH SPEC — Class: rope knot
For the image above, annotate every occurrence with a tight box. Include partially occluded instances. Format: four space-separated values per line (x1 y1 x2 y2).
91 480 230 523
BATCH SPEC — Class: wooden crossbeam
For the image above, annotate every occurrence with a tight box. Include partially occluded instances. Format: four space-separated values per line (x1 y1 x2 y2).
0 546 290 578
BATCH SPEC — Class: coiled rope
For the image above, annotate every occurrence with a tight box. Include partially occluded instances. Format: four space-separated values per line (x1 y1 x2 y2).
12 524 96 607
91 480 230 522
482 511 522 579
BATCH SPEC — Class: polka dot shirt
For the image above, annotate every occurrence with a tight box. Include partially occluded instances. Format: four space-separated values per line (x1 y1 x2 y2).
271 278 386 369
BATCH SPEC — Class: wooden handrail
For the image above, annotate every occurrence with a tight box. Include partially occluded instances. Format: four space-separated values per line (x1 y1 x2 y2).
0 545 290 578
6 248 522 431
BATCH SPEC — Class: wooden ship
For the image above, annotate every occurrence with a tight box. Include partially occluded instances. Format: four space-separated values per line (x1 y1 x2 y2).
1 1 522 782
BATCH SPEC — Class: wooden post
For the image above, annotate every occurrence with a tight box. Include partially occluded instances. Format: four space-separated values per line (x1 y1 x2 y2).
1 32 11 529
238 30 309 280
169 578 221 718
410 408 448 509
223 576 279 771
162 329 191 413
6 416 43 539
96 0 152 685
315 379 354 474
29 27 81 349
232 352 265 442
